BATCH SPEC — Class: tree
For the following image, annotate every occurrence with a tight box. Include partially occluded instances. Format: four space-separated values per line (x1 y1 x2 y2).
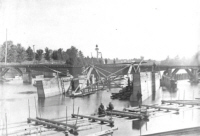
0 41 18 62
16 44 27 62
78 51 85 66
66 46 78 66
57 48 63 60
26 46 34 61
51 50 58 60
62 51 69 61
78 51 84 58
35 49 43 61
44 47 51 61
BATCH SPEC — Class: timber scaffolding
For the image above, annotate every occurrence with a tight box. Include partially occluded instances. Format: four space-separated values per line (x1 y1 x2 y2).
25 99 118 136
162 100 200 106
27 117 75 135
71 114 114 126
141 105 179 113
105 110 149 120
70 60 148 98
27 115 115 136
68 63 129 97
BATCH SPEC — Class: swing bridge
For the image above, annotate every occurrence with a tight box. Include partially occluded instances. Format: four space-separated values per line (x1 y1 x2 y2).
0 63 200 89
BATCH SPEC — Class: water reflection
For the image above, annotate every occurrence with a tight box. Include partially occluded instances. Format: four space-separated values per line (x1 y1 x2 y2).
152 91 156 101
132 120 148 130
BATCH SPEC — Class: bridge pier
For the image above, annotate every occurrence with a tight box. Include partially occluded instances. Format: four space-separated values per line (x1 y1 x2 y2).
151 71 156 92
161 68 177 89
185 68 199 84
22 68 32 84
130 71 141 101
191 69 199 84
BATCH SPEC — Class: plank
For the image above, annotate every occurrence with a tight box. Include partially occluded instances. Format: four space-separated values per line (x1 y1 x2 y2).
71 114 114 126
142 105 179 112
162 100 200 106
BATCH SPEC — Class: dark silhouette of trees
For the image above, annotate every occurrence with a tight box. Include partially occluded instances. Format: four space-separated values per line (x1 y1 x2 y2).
35 49 43 61
78 51 85 65
0 41 27 63
44 47 51 61
6 41 17 62
26 46 34 61
66 46 78 66
57 48 63 60
51 50 58 60
0 41 128 65
16 44 27 63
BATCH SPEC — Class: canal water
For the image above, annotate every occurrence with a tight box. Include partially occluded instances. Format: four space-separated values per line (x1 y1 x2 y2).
0 74 200 135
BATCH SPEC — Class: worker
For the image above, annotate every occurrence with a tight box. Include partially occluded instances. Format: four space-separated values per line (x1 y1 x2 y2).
98 103 105 115
137 91 142 108
107 102 114 111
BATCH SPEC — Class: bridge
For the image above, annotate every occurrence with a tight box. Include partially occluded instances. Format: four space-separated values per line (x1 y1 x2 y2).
0 63 200 87
0 63 200 72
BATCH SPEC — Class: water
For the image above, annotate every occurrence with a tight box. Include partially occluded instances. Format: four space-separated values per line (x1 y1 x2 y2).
1 77 200 135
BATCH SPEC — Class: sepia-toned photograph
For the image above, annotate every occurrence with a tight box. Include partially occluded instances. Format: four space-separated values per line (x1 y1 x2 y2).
1 0 200 135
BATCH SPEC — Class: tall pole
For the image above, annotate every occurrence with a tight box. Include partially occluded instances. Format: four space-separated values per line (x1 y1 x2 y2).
73 98 74 115
66 106 67 130
28 99 30 118
34 97 38 117
5 29 7 64
5 113 7 136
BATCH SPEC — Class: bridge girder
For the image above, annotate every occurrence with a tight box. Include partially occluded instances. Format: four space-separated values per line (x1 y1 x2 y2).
1 63 200 77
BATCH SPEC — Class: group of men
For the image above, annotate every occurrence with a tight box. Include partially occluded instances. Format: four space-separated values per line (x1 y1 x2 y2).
98 91 142 115
98 102 114 115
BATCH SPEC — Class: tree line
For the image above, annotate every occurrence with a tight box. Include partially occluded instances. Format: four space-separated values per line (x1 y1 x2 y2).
0 41 104 66
2 41 197 66
159 54 199 65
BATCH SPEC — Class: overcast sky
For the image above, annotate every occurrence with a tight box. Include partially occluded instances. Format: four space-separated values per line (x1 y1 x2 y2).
0 0 200 60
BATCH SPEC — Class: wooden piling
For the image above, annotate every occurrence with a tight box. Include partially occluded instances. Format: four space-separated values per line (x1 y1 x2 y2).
28 99 30 118
5 113 7 136
66 106 67 130
73 98 74 115
75 107 79 128
34 97 38 117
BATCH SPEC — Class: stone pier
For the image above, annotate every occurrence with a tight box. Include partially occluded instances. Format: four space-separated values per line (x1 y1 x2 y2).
130 71 141 101
160 68 178 89
130 69 159 102
151 71 156 92
23 68 32 84
160 75 177 89
191 69 199 84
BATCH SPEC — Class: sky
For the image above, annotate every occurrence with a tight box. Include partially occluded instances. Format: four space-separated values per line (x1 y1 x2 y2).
0 0 200 60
